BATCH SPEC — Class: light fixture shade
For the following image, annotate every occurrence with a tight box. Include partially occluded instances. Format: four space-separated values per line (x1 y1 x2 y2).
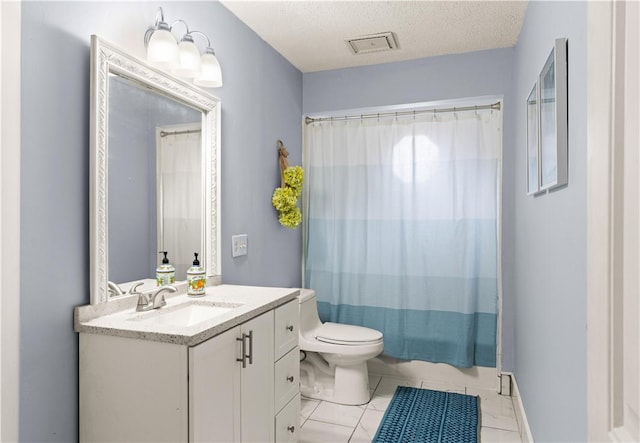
195 51 223 88
172 36 202 79
146 27 178 69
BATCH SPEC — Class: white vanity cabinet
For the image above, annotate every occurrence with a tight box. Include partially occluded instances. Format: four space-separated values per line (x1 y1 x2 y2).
79 298 300 443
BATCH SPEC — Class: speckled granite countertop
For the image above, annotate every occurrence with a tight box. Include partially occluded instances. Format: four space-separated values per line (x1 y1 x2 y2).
74 284 299 346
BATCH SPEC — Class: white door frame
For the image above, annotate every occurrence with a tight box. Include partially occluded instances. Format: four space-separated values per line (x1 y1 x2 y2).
0 1 21 441
587 1 639 441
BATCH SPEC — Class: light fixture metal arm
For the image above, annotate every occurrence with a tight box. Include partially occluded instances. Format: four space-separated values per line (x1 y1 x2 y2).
144 7 171 48
189 30 214 52
170 19 191 36
154 7 165 28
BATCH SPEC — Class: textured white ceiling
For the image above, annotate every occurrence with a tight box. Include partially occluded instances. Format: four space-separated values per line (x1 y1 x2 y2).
220 1 528 73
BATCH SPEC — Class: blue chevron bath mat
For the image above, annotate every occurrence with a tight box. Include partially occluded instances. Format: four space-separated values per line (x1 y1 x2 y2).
373 386 479 443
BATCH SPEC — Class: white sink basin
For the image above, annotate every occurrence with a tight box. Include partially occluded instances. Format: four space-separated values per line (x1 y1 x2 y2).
132 301 243 328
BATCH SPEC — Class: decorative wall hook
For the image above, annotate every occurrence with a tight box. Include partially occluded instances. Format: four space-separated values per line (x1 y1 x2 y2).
272 140 303 229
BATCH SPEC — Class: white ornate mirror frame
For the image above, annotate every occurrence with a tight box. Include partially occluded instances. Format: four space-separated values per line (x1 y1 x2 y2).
90 35 221 305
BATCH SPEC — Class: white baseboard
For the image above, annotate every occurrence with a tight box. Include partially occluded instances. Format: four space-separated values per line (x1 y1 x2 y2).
504 371 534 442
367 355 500 391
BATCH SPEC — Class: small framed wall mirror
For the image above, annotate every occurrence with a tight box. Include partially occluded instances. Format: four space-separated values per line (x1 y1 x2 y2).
526 81 540 195
539 37 568 191
526 37 568 195
89 35 221 305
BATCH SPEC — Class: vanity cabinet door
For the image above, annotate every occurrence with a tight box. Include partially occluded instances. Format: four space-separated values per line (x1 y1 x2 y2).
240 310 275 442
79 334 188 443
189 326 241 443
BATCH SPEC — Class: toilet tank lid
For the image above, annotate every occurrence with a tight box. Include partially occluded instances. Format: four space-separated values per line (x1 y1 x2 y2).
316 322 383 344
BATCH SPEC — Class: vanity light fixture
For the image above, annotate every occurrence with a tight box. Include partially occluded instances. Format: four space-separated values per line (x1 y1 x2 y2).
144 8 178 68
193 33 223 88
144 7 223 87
172 21 202 79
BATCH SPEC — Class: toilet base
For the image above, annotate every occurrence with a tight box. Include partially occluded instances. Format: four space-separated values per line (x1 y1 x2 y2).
299 354 371 406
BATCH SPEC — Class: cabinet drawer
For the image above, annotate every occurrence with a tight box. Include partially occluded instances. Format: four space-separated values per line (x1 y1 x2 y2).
275 346 300 412
274 299 299 360
275 394 300 443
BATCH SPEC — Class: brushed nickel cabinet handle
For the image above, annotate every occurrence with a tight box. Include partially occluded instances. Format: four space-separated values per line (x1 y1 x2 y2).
287 426 295 433
247 330 253 365
286 325 294 332
236 335 247 368
287 375 294 383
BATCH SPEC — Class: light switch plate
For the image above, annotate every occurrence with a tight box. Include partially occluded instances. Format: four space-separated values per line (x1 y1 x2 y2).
232 234 248 257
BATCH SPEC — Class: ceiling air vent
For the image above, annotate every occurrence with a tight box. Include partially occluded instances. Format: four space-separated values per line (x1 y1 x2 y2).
346 32 399 55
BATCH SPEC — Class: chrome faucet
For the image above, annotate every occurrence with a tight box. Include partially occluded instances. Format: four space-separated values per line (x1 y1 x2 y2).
135 285 177 312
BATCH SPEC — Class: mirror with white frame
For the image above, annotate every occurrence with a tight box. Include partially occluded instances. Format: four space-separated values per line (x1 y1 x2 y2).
90 35 221 305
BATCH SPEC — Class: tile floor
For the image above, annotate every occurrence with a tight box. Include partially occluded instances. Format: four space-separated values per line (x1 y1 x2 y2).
299 374 523 443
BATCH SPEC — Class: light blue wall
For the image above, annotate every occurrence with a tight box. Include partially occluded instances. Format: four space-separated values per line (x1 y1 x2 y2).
512 1 587 441
20 2 302 441
303 48 514 113
303 48 518 373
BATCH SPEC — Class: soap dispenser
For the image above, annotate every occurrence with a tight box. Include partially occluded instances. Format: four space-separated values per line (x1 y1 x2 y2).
187 252 206 296
156 251 176 286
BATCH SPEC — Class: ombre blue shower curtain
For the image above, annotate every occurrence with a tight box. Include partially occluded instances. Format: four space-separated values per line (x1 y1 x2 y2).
302 108 501 368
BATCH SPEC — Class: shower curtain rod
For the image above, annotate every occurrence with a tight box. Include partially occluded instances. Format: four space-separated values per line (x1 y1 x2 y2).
159 128 201 138
304 101 501 125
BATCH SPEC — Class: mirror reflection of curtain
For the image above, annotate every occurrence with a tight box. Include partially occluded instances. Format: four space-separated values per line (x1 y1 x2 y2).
303 107 501 368
158 127 201 280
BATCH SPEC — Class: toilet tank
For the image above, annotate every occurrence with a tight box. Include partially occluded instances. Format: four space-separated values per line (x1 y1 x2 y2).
298 289 323 335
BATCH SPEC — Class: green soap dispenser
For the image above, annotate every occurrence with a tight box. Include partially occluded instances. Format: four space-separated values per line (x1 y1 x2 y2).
156 251 176 286
187 252 206 296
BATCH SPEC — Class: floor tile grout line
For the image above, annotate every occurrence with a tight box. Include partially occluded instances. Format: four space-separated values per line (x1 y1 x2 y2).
348 401 372 443
348 375 390 443
300 397 322 429
304 401 367 430
304 417 355 429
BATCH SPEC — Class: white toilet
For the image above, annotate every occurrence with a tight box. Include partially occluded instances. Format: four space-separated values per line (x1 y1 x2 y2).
298 289 384 406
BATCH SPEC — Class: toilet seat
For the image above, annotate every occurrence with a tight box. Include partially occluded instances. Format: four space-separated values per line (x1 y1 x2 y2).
315 322 383 345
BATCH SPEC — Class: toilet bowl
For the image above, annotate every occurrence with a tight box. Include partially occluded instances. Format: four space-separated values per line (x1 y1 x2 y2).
298 289 383 405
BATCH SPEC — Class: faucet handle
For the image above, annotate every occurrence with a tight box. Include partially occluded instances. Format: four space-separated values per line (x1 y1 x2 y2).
107 281 125 297
128 281 145 295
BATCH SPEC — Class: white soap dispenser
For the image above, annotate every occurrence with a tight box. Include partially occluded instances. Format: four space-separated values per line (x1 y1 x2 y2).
156 251 176 286
187 252 206 296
